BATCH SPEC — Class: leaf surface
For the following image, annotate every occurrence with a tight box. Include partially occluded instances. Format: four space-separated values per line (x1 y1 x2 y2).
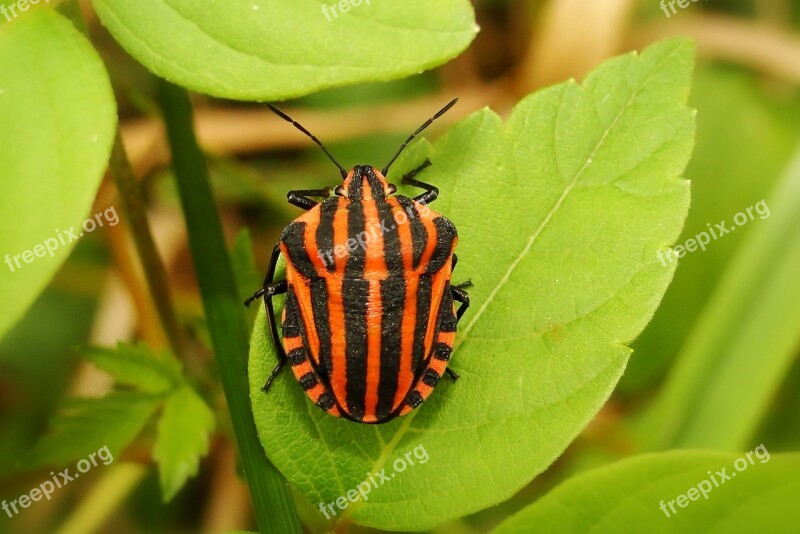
27 393 161 468
92 0 477 100
84 342 184 395
0 9 116 340
492 450 800 534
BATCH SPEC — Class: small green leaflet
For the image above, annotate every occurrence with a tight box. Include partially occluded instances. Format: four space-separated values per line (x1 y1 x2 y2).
28 343 214 502
154 386 216 501
26 392 161 469
84 342 184 394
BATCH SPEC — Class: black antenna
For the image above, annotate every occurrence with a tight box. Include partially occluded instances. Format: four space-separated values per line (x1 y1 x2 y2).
264 102 348 179
382 98 458 176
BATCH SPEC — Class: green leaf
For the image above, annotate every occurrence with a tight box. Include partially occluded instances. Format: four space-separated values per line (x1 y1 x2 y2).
0 9 117 340
91 0 477 100
492 450 800 533
83 342 184 395
636 147 800 451
154 386 215 501
27 392 161 469
249 37 695 530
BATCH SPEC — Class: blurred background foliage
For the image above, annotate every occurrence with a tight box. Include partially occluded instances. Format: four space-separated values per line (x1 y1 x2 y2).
1 0 799 532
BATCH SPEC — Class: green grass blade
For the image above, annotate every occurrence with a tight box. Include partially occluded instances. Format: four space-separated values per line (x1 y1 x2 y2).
157 80 300 533
637 148 800 451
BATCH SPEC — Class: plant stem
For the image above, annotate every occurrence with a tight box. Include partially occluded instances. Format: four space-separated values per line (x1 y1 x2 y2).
108 130 188 357
156 79 301 534
58 0 184 357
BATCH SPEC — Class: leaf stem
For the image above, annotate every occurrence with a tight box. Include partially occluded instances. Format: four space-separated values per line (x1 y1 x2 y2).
156 79 300 534
108 130 188 357
59 0 187 359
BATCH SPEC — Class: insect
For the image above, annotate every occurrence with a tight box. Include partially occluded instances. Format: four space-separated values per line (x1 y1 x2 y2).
245 99 470 424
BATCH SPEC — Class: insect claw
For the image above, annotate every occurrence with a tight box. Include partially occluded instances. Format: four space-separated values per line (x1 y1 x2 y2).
262 372 276 393
400 159 432 185
262 359 286 393
244 289 266 307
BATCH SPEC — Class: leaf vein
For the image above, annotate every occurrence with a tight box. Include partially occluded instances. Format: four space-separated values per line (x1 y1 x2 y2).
457 84 644 345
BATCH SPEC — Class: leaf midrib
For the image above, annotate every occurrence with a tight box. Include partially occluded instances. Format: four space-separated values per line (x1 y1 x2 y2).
457 87 642 347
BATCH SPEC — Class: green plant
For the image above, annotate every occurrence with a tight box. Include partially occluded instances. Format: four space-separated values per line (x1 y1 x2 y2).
2 1 799 533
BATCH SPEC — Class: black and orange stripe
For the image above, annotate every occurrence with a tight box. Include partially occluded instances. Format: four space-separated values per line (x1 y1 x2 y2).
279 166 458 423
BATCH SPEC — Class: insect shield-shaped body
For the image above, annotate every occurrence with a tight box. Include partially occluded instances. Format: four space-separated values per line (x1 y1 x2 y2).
246 100 470 424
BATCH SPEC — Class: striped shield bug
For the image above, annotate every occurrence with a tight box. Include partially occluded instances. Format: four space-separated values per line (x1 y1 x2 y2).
246 99 470 424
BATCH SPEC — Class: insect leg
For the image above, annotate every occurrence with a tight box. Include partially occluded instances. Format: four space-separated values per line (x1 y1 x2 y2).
446 282 472 382
401 159 431 182
263 294 289 391
451 283 471 322
287 188 332 210
243 243 291 392
262 244 290 393
262 314 287 394
444 280 469 382
245 243 284 306
401 159 439 205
